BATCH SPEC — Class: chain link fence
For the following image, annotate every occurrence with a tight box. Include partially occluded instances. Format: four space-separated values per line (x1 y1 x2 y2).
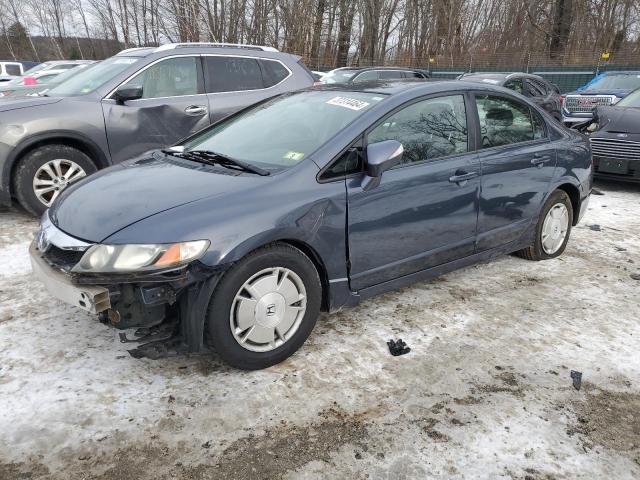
302 49 640 93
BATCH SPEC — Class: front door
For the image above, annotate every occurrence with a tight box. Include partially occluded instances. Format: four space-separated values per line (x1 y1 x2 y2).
473 93 557 251
102 55 210 163
347 94 480 290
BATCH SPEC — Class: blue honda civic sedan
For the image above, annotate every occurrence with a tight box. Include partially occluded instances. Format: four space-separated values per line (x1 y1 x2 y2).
30 81 592 369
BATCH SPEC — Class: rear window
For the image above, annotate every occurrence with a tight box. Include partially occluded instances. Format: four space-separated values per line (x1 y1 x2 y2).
5 64 21 76
261 60 289 87
378 70 405 80
205 56 264 93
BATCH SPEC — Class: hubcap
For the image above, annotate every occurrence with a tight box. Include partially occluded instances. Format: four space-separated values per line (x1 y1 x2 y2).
541 203 569 254
33 159 87 207
230 267 307 352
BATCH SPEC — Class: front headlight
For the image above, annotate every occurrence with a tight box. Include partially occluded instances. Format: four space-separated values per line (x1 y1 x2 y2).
72 240 209 273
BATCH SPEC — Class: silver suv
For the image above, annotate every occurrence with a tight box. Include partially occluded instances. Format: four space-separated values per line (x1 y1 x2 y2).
0 43 314 215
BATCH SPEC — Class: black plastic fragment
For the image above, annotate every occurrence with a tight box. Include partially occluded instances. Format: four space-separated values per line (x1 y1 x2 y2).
570 370 582 390
387 338 411 356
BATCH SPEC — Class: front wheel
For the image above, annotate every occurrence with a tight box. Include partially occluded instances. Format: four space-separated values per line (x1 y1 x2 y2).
13 145 97 216
516 189 573 261
205 243 322 370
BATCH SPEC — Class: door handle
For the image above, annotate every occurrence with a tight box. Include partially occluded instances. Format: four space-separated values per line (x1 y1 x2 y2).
449 171 478 184
184 105 207 116
531 154 551 167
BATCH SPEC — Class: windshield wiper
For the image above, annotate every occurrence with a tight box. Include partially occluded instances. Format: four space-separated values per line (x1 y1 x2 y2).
162 149 270 176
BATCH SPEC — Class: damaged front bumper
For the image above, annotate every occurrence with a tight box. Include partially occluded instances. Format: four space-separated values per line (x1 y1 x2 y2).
29 239 225 358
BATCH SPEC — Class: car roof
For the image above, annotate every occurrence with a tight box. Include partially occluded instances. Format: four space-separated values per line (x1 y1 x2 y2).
313 79 507 96
600 71 640 75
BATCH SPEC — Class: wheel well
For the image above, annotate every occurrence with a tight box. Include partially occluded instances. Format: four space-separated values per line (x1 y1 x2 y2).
278 239 330 312
556 183 581 225
10 137 106 193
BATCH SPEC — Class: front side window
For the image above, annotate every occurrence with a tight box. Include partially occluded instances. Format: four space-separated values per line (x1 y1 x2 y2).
205 56 263 92
48 56 140 97
476 95 536 148
182 91 385 171
352 70 378 82
367 95 468 164
121 56 198 99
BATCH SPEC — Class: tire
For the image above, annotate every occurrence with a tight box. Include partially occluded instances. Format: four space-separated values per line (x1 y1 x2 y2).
13 144 97 216
205 243 322 370
516 189 573 261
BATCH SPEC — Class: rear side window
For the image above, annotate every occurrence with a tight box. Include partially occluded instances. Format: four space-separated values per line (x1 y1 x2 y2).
57 64 81 70
5 64 21 76
368 94 468 164
122 56 199 99
206 56 264 93
379 70 405 80
476 95 536 147
261 60 289 87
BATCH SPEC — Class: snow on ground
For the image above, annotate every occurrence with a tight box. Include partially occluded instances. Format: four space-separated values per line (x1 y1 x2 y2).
0 181 639 480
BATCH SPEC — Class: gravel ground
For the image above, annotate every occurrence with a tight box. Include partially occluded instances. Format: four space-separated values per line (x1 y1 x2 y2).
1 181 639 480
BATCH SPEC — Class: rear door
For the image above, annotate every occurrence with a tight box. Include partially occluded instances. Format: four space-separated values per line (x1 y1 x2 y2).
474 93 557 251
102 55 210 163
203 55 291 123
346 94 480 290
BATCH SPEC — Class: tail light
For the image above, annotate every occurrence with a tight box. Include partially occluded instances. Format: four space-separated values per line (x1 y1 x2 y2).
559 95 565 106
313 81 322 86
23 76 37 86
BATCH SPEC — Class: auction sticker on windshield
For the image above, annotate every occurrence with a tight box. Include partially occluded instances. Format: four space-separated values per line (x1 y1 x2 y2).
326 96 370 111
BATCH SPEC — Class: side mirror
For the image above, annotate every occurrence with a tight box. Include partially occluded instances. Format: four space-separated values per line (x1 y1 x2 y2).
362 140 404 191
113 85 143 105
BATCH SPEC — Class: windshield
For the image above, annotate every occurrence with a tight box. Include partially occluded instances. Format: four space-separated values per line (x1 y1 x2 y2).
586 73 640 91
182 90 385 171
47 57 139 97
321 69 358 84
616 88 640 108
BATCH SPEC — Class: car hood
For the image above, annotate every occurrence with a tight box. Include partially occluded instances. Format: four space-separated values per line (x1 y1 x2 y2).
49 153 268 242
0 96 62 111
592 106 640 134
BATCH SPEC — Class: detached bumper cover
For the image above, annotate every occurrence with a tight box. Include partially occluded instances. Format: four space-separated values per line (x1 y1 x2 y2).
29 241 110 314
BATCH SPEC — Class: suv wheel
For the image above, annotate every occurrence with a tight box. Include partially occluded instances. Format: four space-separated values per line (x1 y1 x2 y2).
205 243 322 370
14 145 97 216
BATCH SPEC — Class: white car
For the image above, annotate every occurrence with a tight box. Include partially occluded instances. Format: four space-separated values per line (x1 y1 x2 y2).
0 61 24 82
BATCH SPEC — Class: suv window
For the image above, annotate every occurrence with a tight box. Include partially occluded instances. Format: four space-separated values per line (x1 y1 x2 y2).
122 56 198 99
368 95 468 164
504 78 524 94
476 95 536 147
379 70 405 80
260 59 289 87
352 70 378 82
205 56 263 92
5 64 21 76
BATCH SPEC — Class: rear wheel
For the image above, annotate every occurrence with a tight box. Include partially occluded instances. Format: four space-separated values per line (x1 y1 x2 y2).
516 189 573 261
14 145 97 216
205 243 322 370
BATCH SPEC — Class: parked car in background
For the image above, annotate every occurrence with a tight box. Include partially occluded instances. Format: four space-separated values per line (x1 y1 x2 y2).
22 60 94 76
562 71 640 124
0 43 314 215
458 72 563 121
0 61 24 82
311 70 326 82
29 81 591 369
321 66 430 84
0 62 96 98
574 87 640 183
